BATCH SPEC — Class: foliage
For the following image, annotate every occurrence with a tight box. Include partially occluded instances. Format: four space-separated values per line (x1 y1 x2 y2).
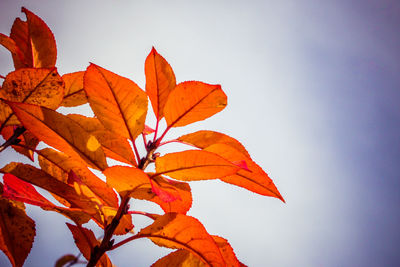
0 7 284 267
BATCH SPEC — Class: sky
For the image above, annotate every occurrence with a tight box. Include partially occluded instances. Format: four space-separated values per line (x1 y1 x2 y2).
0 0 400 266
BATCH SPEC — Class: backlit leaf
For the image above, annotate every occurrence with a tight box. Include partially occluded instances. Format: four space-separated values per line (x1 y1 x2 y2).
155 150 239 181
0 187 35 267
178 130 250 158
7 102 107 170
0 68 64 126
139 213 224 266
19 7 57 68
145 47 176 119
2 173 90 224
205 144 285 202
163 81 227 128
61 71 87 107
67 114 136 166
212 235 242 267
152 249 204 267
0 33 25 69
84 63 148 141
9 16 31 68
1 163 98 215
54 254 77 267
38 148 118 208
131 175 192 214
66 223 112 267
103 166 149 195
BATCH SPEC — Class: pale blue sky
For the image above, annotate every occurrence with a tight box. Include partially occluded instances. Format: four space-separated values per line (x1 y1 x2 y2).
1 1 399 266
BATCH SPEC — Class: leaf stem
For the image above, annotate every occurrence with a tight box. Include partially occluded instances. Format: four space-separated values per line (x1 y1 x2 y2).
131 140 141 166
153 119 159 143
0 126 26 153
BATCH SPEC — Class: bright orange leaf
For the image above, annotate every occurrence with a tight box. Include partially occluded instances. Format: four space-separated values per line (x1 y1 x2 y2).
103 166 150 195
0 34 25 69
67 114 136 166
152 249 204 267
66 223 112 267
7 102 108 170
0 185 35 267
61 71 87 107
0 68 64 127
155 150 240 181
178 130 250 158
84 63 148 142
145 47 176 119
139 213 224 266
1 126 39 161
163 81 227 128
205 144 285 202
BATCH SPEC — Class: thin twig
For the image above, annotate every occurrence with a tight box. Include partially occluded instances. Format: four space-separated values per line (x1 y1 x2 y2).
0 126 25 153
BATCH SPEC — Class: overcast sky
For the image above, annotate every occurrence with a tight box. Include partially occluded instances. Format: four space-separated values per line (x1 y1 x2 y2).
1 1 400 266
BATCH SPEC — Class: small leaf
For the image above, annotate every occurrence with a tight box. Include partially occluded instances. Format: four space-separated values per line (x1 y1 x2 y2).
7 102 108 170
212 235 242 267
103 166 150 195
0 33 25 69
152 249 204 267
131 175 192 214
163 81 227 128
178 130 250 157
67 114 136 166
205 144 285 202
0 190 35 267
145 47 176 119
84 63 148 141
66 223 112 267
139 213 224 266
155 150 240 181
61 71 87 107
54 254 77 267
3 173 90 224
20 7 57 68
0 68 64 126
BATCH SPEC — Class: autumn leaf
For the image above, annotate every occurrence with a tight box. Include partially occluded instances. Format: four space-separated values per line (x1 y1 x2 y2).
0 68 64 127
163 81 227 128
155 150 240 181
54 254 78 267
1 163 99 215
84 63 148 142
67 114 136 166
103 166 150 195
145 47 176 119
139 213 224 267
7 102 108 170
38 148 118 208
0 184 35 267
212 235 243 267
2 173 90 224
66 223 112 267
152 249 204 267
178 130 250 158
61 71 87 107
131 175 192 214
0 34 25 69
7 7 57 68
205 144 285 202
1 126 39 161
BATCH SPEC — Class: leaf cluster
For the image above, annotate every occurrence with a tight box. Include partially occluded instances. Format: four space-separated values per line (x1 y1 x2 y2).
0 7 284 267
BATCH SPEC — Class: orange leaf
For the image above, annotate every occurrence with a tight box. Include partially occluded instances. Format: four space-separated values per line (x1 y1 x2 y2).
139 213 224 266
155 150 239 181
1 126 39 161
0 186 35 267
67 114 136 166
7 102 108 170
84 63 148 141
212 235 243 267
2 173 90 224
66 223 112 267
1 163 98 215
163 81 227 128
38 148 118 208
0 33 25 69
205 144 285 202
61 71 87 107
9 16 31 68
131 175 192 214
0 68 64 127
178 130 250 158
15 7 57 68
152 249 204 267
103 166 150 195
145 47 176 119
